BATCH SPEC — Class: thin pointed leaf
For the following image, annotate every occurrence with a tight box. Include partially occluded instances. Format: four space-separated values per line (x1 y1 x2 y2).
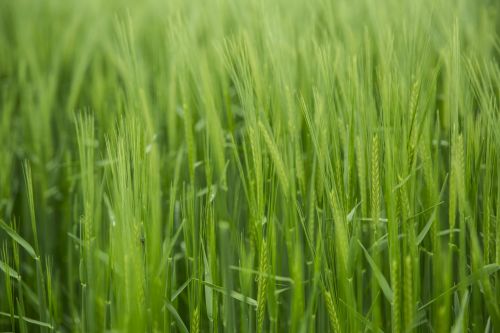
0 260 20 280
451 290 469 333
0 311 53 329
359 240 393 303
0 220 37 259
164 303 189 333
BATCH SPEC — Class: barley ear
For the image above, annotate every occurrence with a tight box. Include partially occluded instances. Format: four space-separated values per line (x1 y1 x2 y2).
191 305 200 333
324 291 341 333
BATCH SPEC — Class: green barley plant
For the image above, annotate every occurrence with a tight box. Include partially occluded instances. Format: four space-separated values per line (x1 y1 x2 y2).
0 0 499 332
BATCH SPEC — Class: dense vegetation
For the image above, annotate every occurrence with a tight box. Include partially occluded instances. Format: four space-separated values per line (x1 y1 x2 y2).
1 0 499 332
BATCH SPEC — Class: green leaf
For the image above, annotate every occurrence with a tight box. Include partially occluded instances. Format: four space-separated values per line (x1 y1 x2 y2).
0 260 20 280
164 303 189 333
451 290 469 333
416 215 435 245
202 246 214 321
0 220 37 259
199 279 258 307
0 311 53 329
419 264 500 310
171 278 192 302
359 240 393 303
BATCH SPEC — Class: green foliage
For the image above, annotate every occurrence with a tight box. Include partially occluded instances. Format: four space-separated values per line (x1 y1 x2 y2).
0 0 499 331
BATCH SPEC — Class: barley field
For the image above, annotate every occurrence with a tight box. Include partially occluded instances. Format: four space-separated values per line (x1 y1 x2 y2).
0 0 499 332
